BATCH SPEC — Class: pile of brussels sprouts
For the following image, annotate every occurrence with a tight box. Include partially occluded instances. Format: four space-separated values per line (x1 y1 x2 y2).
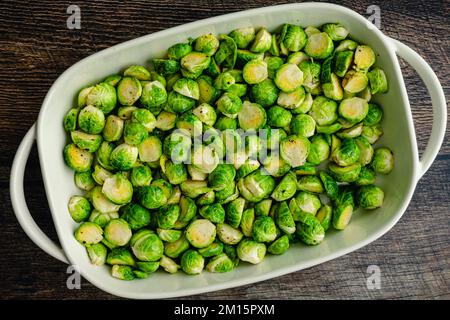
63 22 393 280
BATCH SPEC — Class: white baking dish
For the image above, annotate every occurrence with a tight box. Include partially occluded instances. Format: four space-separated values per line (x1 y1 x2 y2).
10 3 446 299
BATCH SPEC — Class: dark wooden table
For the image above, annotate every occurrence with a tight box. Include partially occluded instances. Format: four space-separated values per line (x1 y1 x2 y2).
0 0 448 300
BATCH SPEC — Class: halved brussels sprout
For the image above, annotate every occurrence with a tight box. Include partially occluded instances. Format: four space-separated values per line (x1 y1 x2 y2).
342 70 368 94
294 191 322 218
277 87 306 111
237 239 266 264
137 185 167 209
187 164 207 181
107 247 136 266
304 32 334 59
296 213 325 245
71 131 102 153
357 185 384 209
206 253 234 273
355 166 376 186
89 186 121 214
159 255 180 274
263 56 283 79
308 96 338 126
226 197 245 228
64 143 93 172
329 162 361 183
86 83 117 114
274 63 304 93
123 120 148 145
251 78 279 107
216 223 243 245
255 199 272 217
68 195 91 223
322 23 349 41
354 45 376 70
229 27 255 49
78 105 106 134
335 39 358 52
364 103 383 126
268 235 290 255
92 164 112 186
117 77 142 106
331 138 360 166
160 156 188 185
338 97 369 124
111 265 135 280
271 171 297 201
130 165 152 187
237 169 276 202
172 78 200 100
104 218 132 247
167 91 196 114
208 164 236 191
89 211 117 229
86 243 107 266
316 204 332 231
164 234 190 258
250 28 271 53
103 115 124 142
63 108 79 132
198 241 223 258
199 203 225 224
307 134 330 165
252 215 277 243
237 101 267 131
197 190 215 206
168 42 193 60
102 173 133 205
130 229 164 262
367 67 388 94
180 180 211 198
240 208 255 237
121 203 151 230
371 147 394 174
275 201 296 234
136 261 159 273
332 187 355 230
292 92 313 115
214 72 235 91
243 59 268 84
74 221 103 245
123 65 150 80
176 112 202 138
319 171 339 200
296 175 324 194
280 135 310 167
74 170 96 191
290 114 315 138
299 60 321 94
180 250 205 275
287 51 309 65
336 122 363 139
117 106 138 120
217 92 243 118
186 219 216 248
354 136 374 165
157 204 180 229
138 136 162 164
362 124 383 144
181 52 211 75
194 33 219 57
173 195 197 227
191 145 219 174
267 106 292 128
323 73 344 101
110 143 138 170
77 86 93 108
280 24 307 52
156 111 177 131
132 109 156 133
334 50 354 77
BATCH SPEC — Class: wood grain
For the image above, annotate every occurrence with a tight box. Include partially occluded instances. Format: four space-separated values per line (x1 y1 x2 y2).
0 0 449 300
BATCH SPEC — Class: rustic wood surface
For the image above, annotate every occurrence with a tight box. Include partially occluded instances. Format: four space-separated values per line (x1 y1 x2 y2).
0 0 448 300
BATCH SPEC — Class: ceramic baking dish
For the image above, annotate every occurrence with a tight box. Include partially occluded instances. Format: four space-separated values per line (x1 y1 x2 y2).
10 3 446 299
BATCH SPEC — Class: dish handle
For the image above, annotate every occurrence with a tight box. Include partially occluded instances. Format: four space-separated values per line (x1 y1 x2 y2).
10 124 69 264
387 37 447 180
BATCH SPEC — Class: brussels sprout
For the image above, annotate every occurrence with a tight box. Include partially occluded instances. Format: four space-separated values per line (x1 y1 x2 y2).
77 86 93 108
271 171 297 201
280 24 307 52
116 77 142 106
229 27 255 49
355 166 376 186
186 219 216 248
227 83 247 97
159 255 180 273
342 71 368 94
86 243 107 266
63 108 79 132
286 52 309 65
122 66 150 81
180 180 211 198
338 97 369 124
207 164 236 191
167 91 195 114
164 131 191 163
252 215 277 243
156 204 180 229
362 124 383 144
244 135 261 159
74 222 103 245
321 56 333 84
357 185 384 209
307 134 330 165
101 115 124 142
323 73 344 101
353 136 373 166
173 196 196 228
199 203 225 224
293 191 322 218
237 169 276 203
137 136 162 165
280 135 310 167
132 109 156 133
336 122 363 139
153 58 180 76
329 162 361 183
101 173 133 205
255 199 272 216
111 265 135 280
64 143 93 172
275 201 296 234
212 117 235 132
251 78 279 107
354 45 376 70
136 261 159 273
171 79 199 102
206 253 234 273
89 186 121 214
371 147 394 174
216 182 239 205
261 56 282 79
242 59 268 84
316 204 332 232
268 235 290 255
304 32 334 59
137 185 167 209
78 105 106 135
179 250 204 275
180 51 211 76
292 163 317 175
296 213 325 245
186 106 214 130
86 83 117 114
190 145 219 175
237 239 266 264
319 171 338 200
335 39 358 52
160 157 187 186
250 28 271 53
168 42 193 60
88 210 117 229
277 87 306 111
367 67 388 94
274 63 303 93
316 123 342 134
262 153 290 177
155 111 177 131
120 203 151 230
217 93 243 118
106 247 135 266
304 26 320 37
109 143 138 170
68 195 91 223
197 190 215 206
298 60 321 94
138 80 167 111
164 234 190 258
308 96 338 126
117 106 138 120
332 187 355 230
363 103 383 126
290 114 315 138
322 23 348 41
226 197 245 228
130 229 164 262
296 175 324 194
123 121 148 146
186 164 206 181
70 131 102 154
74 170 96 191
214 34 238 69
334 50 354 77
129 165 152 187
216 223 243 245
167 186 182 205
331 138 360 166
103 218 132 247
267 106 292 128
198 241 223 258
